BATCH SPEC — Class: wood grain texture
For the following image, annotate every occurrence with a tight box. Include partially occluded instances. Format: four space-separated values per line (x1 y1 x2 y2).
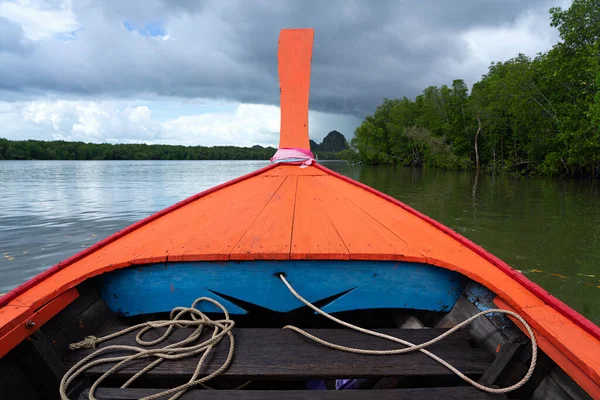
231 176 297 260
494 297 600 398
40 284 101 338
314 162 600 343
318 174 545 310
291 176 349 259
0 305 30 338
278 29 313 150
0 163 279 308
303 176 425 262
9 330 65 397
530 377 570 400
67 326 492 379
0 288 78 358
0 175 285 311
47 298 114 359
546 367 593 400
82 387 504 400
167 175 287 261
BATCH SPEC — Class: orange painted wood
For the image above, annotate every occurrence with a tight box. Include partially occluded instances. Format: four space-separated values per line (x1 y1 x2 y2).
0 163 279 310
314 164 600 343
0 288 78 358
494 297 600 398
291 175 350 260
162 175 288 261
320 174 546 310
278 29 313 150
524 306 600 383
231 176 297 260
305 176 425 262
261 166 327 176
7 222 168 310
0 305 30 338
1 175 286 314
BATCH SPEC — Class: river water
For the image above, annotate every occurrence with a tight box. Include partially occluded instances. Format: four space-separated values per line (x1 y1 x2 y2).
1 160 598 324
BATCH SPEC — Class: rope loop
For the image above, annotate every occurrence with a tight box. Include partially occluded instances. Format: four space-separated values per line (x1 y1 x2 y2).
278 273 538 395
61 297 237 400
62 276 538 399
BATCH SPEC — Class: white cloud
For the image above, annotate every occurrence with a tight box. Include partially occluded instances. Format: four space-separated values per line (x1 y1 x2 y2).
0 0 80 41
162 104 280 146
21 100 163 143
0 0 563 143
454 1 569 85
4 99 359 146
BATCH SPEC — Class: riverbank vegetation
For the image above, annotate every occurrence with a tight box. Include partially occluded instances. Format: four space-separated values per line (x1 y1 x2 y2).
350 0 600 177
0 131 348 161
0 139 278 160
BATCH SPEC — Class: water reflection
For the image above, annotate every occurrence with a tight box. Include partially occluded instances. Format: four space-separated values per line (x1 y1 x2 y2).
0 160 268 292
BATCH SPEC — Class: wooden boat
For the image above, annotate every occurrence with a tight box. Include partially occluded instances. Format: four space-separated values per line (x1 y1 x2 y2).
1 29 599 400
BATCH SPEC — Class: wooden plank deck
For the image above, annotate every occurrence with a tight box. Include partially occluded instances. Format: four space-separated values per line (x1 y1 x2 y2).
65 325 493 381
231 176 298 260
82 387 505 400
290 176 349 259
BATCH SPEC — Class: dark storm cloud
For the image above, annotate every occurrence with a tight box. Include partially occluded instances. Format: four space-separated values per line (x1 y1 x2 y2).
0 0 560 116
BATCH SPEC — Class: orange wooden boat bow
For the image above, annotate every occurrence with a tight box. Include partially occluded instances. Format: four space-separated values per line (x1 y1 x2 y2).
1 28 599 397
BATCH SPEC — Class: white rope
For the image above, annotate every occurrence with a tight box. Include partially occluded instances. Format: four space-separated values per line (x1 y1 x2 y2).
60 297 237 400
278 273 538 394
61 275 538 398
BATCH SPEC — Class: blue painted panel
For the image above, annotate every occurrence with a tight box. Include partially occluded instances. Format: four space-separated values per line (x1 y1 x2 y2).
464 281 514 330
99 261 466 316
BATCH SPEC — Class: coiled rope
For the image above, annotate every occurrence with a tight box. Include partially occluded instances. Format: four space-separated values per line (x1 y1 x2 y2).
278 273 538 395
62 276 537 399
60 297 237 400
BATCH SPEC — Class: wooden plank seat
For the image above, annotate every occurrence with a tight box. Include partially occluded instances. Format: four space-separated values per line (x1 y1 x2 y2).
65 320 494 383
81 387 505 399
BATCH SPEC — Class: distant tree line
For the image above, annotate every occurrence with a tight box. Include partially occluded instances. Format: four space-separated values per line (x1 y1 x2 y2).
350 0 600 177
0 132 349 161
0 139 278 161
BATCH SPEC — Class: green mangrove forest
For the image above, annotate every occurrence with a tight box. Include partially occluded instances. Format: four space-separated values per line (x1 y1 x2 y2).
349 0 600 177
0 131 348 161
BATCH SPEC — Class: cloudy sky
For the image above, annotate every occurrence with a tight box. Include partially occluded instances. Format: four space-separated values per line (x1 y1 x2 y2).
0 0 569 147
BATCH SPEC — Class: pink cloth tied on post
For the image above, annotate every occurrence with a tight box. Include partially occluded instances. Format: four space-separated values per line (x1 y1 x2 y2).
270 148 315 168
